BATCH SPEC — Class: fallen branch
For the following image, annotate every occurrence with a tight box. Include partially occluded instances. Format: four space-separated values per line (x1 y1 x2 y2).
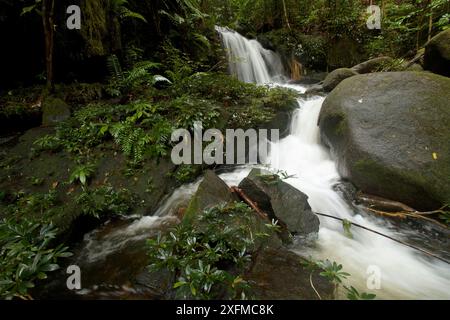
357 193 449 229
367 207 449 229
231 186 450 265
230 186 269 221
314 212 450 265
357 192 416 212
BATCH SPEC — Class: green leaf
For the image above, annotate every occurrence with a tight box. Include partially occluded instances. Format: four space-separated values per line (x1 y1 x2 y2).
40 263 59 272
21 5 37 16
173 281 187 289
79 173 86 185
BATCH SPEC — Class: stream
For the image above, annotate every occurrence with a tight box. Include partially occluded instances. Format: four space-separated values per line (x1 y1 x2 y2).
52 27 449 300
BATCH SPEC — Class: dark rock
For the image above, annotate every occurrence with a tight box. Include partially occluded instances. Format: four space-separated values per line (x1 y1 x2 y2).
247 247 334 300
424 29 450 77
239 169 319 235
351 56 394 74
184 170 239 221
406 63 424 72
42 96 71 126
288 72 327 85
305 83 325 95
319 72 450 210
322 68 358 92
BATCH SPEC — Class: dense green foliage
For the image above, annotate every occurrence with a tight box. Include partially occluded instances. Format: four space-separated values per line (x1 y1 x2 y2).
204 0 449 69
0 177 78 300
147 202 280 300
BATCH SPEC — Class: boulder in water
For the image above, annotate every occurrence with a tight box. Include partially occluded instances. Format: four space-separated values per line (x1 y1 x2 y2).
424 29 450 77
239 169 319 236
319 72 450 210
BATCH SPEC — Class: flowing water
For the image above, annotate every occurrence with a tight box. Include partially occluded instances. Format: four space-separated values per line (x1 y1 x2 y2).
216 27 450 299
64 28 449 300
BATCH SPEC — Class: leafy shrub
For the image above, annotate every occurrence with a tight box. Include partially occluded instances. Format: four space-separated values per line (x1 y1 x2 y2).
69 163 97 186
147 202 278 300
302 258 376 300
106 54 163 97
170 95 221 130
0 219 72 300
76 186 135 219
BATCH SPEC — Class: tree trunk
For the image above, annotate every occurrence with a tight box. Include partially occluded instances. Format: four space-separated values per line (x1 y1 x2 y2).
42 0 55 92
281 0 291 30
428 7 433 42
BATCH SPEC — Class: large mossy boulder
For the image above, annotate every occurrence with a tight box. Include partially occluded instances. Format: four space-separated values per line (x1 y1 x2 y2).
42 97 71 126
322 68 358 92
319 72 450 210
424 29 450 77
239 169 319 235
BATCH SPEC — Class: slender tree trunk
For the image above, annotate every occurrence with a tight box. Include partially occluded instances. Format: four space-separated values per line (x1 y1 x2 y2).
428 4 433 42
282 0 291 30
42 0 55 92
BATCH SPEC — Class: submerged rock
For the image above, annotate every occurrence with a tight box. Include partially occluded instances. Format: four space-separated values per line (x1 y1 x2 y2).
239 169 319 236
319 72 450 210
424 29 450 77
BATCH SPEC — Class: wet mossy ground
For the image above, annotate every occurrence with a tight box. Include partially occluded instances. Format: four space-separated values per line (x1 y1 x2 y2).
0 72 298 242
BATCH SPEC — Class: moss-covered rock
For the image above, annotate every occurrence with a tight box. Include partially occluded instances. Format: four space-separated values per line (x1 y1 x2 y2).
424 29 450 77
319 72 450 210
42 97 71 126
239 169 319 236
0 126 177 241
184 170 239 222
322 68 358 92
351 56 394 74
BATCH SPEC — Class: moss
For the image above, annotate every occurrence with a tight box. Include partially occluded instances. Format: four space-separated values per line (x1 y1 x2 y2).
80 0 109 57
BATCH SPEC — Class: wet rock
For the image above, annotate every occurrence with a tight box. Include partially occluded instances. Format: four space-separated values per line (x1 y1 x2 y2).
42 96 71 126
424 29 450 77
247 247 334 300
305 83 325 95
406 63 424 72
239 169 319 236
351 56 394 74
184 170 239 221
319 72 450 210
322 68 358 92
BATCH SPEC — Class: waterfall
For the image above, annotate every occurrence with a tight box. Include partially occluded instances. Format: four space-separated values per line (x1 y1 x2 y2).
67 28 450 300
216 28 450 299
215 26 285 84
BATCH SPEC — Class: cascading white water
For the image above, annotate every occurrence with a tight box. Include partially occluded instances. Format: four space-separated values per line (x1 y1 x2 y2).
215 26 285 83
216 27 450 299
73 28 449 300
268 94 450 299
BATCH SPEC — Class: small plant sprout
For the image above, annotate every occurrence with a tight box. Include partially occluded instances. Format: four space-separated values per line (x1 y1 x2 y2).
69 163 96 186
